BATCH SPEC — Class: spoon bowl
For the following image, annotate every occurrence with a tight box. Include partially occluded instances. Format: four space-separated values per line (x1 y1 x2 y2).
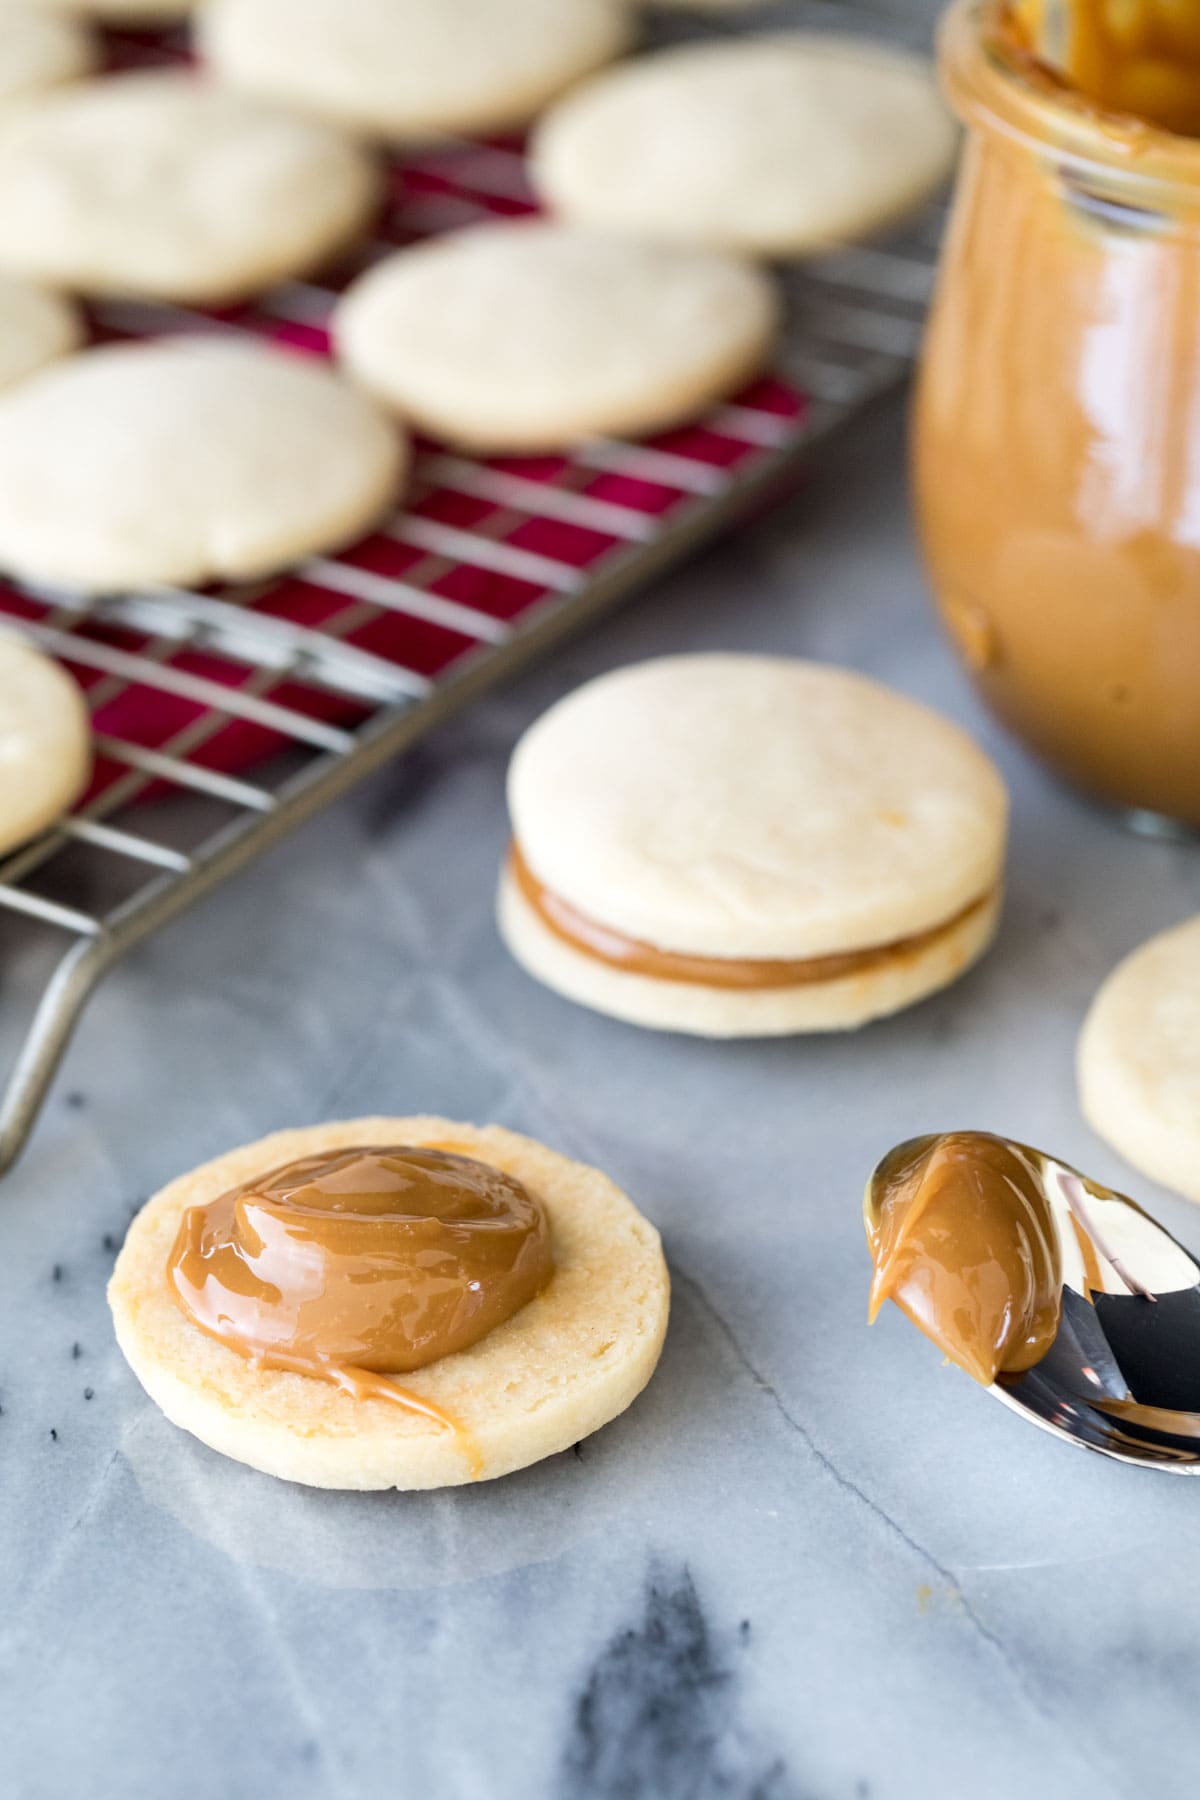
866 1133 1200 1472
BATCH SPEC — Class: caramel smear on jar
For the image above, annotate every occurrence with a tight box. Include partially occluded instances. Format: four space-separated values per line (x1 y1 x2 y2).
865 1131 1063 1387
1008 0 1200 135
168 1145 554 1472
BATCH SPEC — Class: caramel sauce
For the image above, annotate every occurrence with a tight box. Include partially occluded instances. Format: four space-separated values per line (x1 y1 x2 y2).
510 843 992 991
916 0 1200 826
168 1145 554 1472
866 1132 1063 1387
1009 0 1200 136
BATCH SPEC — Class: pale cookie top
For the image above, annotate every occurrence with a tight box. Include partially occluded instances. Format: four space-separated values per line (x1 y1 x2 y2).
0 271 80 390
0 5 93 109
334 221 779 452
532 34 958 256
0 636 91 854
0 71 380 305
0 337 406 593
1079 916 1200 1204
7 0 194 19
508 655 1008 960
201 0 634 142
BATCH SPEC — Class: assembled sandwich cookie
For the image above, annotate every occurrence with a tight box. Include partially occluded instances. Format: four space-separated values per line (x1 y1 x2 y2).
498 654 1008 1035
109 1117 670 1490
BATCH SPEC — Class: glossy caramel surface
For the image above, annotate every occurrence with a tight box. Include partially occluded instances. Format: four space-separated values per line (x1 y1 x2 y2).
866 1132 1063 1386
1011 0 1200 135
168 1145 554 1387
510 843 990 990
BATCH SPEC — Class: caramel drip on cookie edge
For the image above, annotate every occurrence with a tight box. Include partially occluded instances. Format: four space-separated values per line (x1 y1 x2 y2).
510 842 993 990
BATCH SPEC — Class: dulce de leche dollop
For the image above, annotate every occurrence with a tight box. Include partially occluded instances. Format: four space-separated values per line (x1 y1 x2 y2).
916 0 1200 826
168 1146 554 1428
865 1131 1063 1386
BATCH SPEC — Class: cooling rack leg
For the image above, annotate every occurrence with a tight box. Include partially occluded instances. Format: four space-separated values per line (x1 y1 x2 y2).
0 937 116 1178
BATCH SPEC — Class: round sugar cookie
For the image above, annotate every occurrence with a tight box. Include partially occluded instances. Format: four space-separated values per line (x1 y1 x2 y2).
0 271 80 389
0 636 91 853
0 72 380 305
200 0 634 143
6 0 193 21
0 6 93 111
109 1116 671 1490
532 35 958 255
1079 917 1200 1204
5 0 192 20
498 655 1007 1036
0 337 406 593
334 221 779 452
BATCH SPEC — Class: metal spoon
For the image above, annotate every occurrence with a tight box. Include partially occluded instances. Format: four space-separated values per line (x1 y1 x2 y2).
865 1133 1200 1472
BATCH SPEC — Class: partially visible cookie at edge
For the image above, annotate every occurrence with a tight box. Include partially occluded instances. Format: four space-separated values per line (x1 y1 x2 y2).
0 71 381 306
1079 916 1200 1204
0 271 80 390
0 636 91 855
201 0 635 142
0 337 407 593
0 5 94 111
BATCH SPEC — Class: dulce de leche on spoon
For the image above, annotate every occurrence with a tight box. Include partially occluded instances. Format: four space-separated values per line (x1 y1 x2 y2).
864 1132 1200 1470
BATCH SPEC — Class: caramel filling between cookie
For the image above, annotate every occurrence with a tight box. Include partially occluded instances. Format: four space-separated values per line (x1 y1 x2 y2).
510 843 992 990
167 1145 554 1473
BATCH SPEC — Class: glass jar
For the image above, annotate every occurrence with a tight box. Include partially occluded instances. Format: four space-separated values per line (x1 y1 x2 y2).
915 0 1200 829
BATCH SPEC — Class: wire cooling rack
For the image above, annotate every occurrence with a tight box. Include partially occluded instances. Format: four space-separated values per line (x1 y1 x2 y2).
0 2 940 1174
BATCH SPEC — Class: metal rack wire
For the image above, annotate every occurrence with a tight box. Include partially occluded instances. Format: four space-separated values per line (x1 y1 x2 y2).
0 3 940 1174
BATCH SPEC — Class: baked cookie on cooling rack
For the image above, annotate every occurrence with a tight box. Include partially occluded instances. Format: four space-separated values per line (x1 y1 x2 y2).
1079 917 1200 1206
0 5 94 111
201 0 633 142
334 220 779 453
15 0 195 21
0 271 80 391
0 71 380 306
0 636 91 855
498 654 1008 1035
532 34 958 256
0 337 406 593
110 1117 670 1490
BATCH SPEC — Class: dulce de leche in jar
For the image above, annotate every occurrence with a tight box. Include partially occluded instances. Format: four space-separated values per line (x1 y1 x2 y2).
916 0 1200 827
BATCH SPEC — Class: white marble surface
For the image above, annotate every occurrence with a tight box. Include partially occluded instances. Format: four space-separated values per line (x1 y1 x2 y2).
3 396 1200 1800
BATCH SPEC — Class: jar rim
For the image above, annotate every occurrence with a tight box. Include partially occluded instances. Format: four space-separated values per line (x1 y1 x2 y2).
941 0 1200 199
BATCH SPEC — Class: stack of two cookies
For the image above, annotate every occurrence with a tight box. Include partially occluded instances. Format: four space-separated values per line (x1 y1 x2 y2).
499 654 1008 1036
